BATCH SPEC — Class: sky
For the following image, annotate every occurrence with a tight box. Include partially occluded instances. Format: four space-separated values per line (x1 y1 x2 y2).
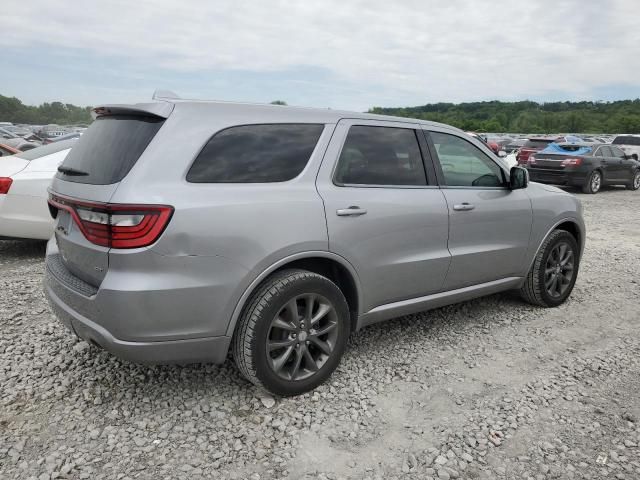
1 0 639 111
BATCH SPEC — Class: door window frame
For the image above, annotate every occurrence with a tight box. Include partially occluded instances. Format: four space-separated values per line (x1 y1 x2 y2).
329 119 439 189
421 128 509 190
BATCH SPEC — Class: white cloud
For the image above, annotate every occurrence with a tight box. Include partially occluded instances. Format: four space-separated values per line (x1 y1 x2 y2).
1 0 639 108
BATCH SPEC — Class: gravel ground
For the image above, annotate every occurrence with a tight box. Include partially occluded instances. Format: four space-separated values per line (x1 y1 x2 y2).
1 187 639 480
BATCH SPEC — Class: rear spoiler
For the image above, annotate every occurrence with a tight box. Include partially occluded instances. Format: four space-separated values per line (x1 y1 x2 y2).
92 102 174 120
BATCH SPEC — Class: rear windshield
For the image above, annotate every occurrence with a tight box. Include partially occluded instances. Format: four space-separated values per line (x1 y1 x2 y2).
613 136 640 146
523 139 553 149
56 115 164 185
16 139 78 160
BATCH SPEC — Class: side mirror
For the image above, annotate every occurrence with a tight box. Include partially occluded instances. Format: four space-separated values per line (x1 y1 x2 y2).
498 150 507 158
632 153 639 161
509 166 529 190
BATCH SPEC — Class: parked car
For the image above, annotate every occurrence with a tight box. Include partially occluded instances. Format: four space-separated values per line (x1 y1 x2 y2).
527 143 640 194
0 127 40 151
43 132 82 145
516 136 585 165
503 138 527 154
44 100 585 396
516 138 556 164
0 143 20 156
0 139 77 240
611 135 640 160
465 132 505 156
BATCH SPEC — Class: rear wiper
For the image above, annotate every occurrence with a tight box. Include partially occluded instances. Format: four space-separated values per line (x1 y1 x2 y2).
57 166 89 176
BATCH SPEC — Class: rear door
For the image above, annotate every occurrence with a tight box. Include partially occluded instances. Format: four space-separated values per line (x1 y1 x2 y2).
424 128 533 290
50 112 167 287
316 119 450 313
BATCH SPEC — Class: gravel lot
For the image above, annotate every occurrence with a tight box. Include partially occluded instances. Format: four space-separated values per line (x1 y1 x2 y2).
1 188 639 480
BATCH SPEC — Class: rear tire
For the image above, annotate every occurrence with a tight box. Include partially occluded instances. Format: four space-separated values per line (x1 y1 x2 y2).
520 230 579 307
582 170 602 194
232 269 350 397
626 170 640 190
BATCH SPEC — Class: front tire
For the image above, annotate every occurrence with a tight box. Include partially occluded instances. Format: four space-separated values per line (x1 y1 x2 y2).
626 170 640 191
520 230 579 307
582 170 602 194
232 269 350 396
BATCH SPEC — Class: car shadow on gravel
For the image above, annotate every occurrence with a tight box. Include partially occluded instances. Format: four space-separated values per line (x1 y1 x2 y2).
52 291 528 404
0 239 46 261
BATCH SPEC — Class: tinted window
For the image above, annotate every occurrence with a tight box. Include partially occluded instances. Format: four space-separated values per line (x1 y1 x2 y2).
599 146 613 157
430 131 505 187
523 139 553 149
57 115 164 185
334 126 426 186
16 139 77 161
187 124 323 183
612 136 640 146
610 146 626 157
594 147 605 157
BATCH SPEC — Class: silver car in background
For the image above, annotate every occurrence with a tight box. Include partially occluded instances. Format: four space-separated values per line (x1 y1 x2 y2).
44 100 585 396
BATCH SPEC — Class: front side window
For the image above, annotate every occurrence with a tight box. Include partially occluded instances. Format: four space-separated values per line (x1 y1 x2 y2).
334 126 426 186
599 146 613 157
430 131 505 187
187 124 324 183
610 146 626 158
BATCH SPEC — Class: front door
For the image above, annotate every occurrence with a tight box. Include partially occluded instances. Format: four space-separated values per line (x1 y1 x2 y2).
424 129 533 290
316 119 451 313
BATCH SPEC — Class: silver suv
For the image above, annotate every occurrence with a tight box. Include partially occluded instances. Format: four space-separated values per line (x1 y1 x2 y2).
45 100 585 396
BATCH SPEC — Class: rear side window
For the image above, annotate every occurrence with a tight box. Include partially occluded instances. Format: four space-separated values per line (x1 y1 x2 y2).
57 115 164 185
187 124 324 183
334 126 426 186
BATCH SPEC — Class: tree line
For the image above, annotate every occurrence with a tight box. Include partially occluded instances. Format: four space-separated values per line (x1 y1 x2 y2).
3 93 640 133
369 99 640 133
0 94 92 125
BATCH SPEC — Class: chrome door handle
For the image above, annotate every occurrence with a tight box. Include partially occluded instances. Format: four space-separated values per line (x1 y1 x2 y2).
336 206 367 217
453 203 475 211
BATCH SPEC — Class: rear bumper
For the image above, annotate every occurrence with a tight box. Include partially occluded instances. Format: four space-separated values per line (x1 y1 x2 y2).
43 236 249 364
45 281 231 364
527 168 587 186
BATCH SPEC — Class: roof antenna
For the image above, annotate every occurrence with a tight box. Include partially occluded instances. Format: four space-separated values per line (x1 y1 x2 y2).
152 89 181 101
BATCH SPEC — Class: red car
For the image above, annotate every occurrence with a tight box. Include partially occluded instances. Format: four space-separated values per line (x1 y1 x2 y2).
516 138 557 165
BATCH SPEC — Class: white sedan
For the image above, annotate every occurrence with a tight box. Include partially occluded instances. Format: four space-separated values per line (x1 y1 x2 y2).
0 139 76 240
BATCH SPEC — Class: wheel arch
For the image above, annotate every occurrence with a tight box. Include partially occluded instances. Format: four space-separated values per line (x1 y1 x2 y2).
527 218 585 274
226 252 362 337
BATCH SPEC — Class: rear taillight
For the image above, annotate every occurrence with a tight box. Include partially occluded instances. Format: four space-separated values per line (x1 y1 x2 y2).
561 158 583 166
48 193 173 249
0 177 12 194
